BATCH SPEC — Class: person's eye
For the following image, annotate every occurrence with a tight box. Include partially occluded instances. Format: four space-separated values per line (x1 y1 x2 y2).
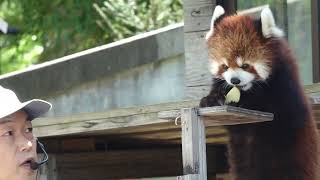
25 128 33 133
3 131 13 136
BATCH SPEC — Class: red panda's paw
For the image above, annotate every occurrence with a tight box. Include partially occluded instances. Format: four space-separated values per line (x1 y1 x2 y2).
199 94 225 108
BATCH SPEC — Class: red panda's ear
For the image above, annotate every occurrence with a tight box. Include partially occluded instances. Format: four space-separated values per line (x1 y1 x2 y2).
206 5 225 40
260 7 284 38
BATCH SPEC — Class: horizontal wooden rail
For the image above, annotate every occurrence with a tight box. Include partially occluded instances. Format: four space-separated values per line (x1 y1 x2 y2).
159 106 274 127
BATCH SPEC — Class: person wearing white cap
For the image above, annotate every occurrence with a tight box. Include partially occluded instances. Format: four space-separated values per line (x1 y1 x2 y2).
0 86 51 180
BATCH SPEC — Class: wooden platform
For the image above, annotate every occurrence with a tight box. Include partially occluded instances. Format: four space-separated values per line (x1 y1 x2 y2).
36 102 274 180
33 84 320 148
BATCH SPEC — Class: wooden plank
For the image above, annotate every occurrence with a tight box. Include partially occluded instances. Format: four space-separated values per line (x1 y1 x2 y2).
159 106 273 127
34 112 164 137
311 0 320 82
184 31 212 99
33 100 199 137
61 138 95 152
38 154 58 180
50 146 226 180
33 100 199 127
178 174 200 180
33 91 319 139
183 0 216 32
305 83 320 94
57 149 182 180
181 108 207 180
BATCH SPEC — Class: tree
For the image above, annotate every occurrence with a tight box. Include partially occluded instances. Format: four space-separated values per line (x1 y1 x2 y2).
0 0 183 74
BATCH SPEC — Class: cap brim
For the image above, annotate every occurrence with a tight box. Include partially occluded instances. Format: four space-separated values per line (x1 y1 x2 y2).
22 99 52 120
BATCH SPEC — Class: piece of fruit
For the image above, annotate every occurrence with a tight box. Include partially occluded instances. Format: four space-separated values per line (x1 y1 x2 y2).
225 86 241 103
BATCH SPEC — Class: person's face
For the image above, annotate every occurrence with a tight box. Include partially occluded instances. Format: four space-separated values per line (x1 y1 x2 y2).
0 110 37 180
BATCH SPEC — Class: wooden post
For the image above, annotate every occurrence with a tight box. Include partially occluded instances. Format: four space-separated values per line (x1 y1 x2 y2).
312 0 320 82
178 174 201 180
180 108 207 180
182 0 216 99
38 154 58 180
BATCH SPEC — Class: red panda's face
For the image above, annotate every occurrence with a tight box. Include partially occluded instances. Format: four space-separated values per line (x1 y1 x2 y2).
206 6 283 91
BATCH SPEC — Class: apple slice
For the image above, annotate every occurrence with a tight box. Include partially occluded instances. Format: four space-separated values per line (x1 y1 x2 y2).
225 86 241 103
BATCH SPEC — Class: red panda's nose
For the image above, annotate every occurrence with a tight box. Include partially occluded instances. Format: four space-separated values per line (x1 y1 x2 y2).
231 77 241 85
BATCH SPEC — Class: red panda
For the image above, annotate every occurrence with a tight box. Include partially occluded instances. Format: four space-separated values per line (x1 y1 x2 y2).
200 5 320 180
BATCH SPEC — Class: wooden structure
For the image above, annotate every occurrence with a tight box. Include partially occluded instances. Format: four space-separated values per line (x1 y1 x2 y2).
35 104 274 180
34 85 320 179
30 1 320 179
160 107 272 180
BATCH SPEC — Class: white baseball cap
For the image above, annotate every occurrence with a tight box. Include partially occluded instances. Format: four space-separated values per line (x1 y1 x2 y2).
0 86 52 120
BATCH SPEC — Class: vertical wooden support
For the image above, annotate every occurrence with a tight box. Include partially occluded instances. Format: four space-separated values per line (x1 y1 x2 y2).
180 108 207 180
312 0 320 83
38 154 58 180
178 174 201 180
182 0 216 99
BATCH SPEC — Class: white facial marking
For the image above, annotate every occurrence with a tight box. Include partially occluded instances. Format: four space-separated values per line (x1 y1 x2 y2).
209 60 219 75
241 83 253 91
208 58 227 75
236 57 243 67
206 5 225 40
253 62 270 79
261 7 284 38
222 58 228 66
222 68 255 91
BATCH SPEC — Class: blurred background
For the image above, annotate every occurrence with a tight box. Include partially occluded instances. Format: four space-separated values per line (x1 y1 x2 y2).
0 0 183 74
0 0 313 85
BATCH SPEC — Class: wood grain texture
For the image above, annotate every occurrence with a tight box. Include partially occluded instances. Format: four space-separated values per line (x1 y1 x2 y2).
183 0 216 32
38 154 58 180
178 174 201 180
181 108 207 180
33 100 199 137
35 91 320 144
51 147 224 180
184 31 212 99
159 106 273 126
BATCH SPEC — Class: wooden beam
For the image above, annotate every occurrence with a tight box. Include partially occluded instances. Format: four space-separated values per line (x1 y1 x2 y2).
159 106 273 127
56 149 181 180
33 83 320 139
38 154 58 180
178 174 200 180
312 0 320 82
182 0 216 33
50 147 226 180
181 108 208 180
33 100 199 137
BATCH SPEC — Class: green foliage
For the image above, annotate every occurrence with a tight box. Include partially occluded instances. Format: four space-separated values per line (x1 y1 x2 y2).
94 0 183 41
0 0 183 74
237 0 274 10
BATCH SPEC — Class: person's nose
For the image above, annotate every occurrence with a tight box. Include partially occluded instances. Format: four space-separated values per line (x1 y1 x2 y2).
17 135 34 152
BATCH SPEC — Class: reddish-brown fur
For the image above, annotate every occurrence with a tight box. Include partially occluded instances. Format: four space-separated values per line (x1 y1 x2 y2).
207 15 272 71
201 13 320 180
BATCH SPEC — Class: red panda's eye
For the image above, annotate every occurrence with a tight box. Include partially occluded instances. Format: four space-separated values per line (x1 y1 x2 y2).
222 64 229 71
241 63 250 70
